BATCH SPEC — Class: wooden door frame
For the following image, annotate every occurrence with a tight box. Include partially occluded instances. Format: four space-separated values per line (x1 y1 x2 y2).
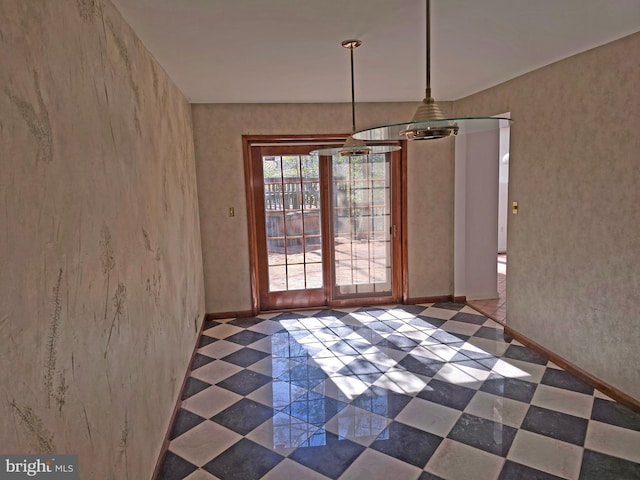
243 134 407 313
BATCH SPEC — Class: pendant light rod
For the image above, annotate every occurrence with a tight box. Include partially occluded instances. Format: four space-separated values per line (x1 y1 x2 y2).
310 39 400 157
425 0 431 99
350 41 356 132
342 39 362 133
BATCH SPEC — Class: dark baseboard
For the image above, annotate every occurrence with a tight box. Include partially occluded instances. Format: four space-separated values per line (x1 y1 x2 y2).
204 310 254 320
405 295 457 305
452 295 467 304
151 314 206 480
504 325 640 414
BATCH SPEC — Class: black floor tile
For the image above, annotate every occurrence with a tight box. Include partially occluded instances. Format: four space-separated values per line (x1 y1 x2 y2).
376 338 406 351
521 405 589 446
451 311 487 325
228 316 264 328
288 431 365 479
414 315 446 329
451 356 492 373
158 451 197 480
211 398 274 435
271 311 309 320
352 326 386 344
540 368 594 395
499 460 565 480
202 319 221 331
503 344 548 365
418 379 477 410
197 335 216 348
447 413 517 456
590 398 640 431
352 387 413 419
315 308 351 319
455 347 496 362
473 326 505 341
221 347 269 367
390 304 428 315
428 330 467 345
181 377 211 400
224 330 268 346
579 449 640 480
191 353 215 370
480 374 538 403
339 357 384 376
285 395 347 426
169 409 205 440
216 369 272 396
345 338 378 354
202 438 284 480
419 472 445 480
363 320 396 334
387 334 418 352
399 354 446 377
330 340 359 356
369 421 443 468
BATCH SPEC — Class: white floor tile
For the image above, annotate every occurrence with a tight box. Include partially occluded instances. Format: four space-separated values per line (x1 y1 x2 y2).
464 391 529 428
490 359 539 383
433 364 484 390
507 430 583 480
395 398 461 437
189 360 242 385
169 421 241 467
425 439 505 480
372 371 427 395
181 385 242 418
340 448 422 480
246 412 319 455
324 405 390 446
464 337 510 356
531 384 594 419
261 459 330 480
197 340 243 359
184 469 219 480
585 420 640 463
202 323 244 339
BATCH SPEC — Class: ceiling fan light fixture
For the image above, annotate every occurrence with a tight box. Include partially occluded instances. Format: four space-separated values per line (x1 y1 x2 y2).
399 95 459 140
353 0 511 142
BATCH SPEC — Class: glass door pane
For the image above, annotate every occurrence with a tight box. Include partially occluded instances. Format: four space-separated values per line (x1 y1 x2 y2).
263 154 323 292
331 153 392 298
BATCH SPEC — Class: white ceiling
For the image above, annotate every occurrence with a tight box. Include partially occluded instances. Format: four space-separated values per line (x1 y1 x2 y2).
111 0 640 103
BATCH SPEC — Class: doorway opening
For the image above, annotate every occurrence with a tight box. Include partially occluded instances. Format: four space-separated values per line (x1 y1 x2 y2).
455 116 510 323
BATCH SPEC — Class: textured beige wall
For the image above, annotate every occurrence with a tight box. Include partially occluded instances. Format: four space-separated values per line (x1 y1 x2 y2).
453 32 640 399
192 102 454 312
0 0 205 477
406 138 455 298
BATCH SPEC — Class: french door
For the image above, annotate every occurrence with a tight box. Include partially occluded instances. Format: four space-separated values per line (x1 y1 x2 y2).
245 137 403 312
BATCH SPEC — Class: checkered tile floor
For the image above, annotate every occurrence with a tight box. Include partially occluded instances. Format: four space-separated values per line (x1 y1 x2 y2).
158 303 640 480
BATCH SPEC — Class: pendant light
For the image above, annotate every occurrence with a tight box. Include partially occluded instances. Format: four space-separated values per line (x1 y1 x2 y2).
353 0 511 141
310 40 401 156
